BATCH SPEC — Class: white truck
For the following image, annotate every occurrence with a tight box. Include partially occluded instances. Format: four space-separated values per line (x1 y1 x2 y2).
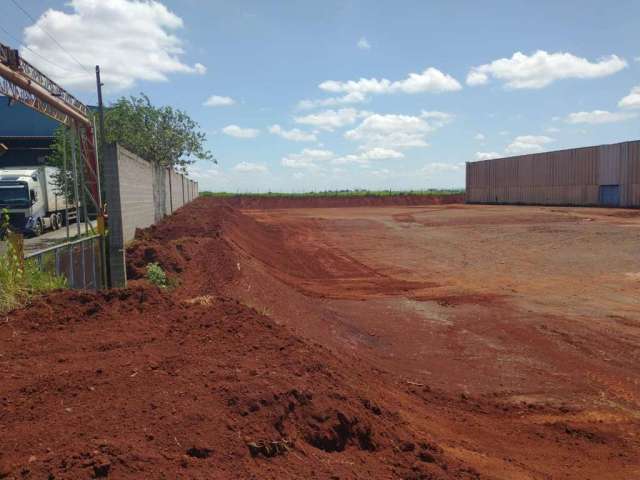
0 166 78 237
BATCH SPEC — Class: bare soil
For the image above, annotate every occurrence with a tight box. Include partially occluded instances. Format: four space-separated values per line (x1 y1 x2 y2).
1 197 639 479
202 193 464 209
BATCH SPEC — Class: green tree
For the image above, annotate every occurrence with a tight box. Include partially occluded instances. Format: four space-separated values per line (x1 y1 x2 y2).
102 94 214 171
47 94 214 190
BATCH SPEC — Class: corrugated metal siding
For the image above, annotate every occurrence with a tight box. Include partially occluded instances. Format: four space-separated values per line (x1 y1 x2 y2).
466 140 640 207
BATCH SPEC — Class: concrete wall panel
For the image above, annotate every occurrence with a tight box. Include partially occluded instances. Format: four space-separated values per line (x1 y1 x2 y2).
117 145 155 243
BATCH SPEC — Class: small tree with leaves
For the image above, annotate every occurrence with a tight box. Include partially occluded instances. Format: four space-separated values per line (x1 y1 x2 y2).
102 93 214 171
47 93 214 193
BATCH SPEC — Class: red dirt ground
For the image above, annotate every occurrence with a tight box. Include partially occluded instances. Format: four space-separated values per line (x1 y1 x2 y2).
1 197 639 479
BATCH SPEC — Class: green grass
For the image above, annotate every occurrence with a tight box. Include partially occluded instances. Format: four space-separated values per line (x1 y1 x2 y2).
145 262 170 289
200 189 464 198
0 242 68 314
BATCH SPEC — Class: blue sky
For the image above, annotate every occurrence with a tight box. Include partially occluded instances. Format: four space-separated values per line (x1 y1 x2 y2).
1 0 639 192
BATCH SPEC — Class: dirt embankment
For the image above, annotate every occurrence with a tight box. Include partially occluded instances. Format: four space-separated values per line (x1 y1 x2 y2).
1 198 638 479
203 193 464 209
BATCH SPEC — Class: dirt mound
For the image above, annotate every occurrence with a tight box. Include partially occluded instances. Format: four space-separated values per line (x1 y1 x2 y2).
206 193 464 209
2 291 472 479
3 200 638 479
1 201 476 479
129 198 434 299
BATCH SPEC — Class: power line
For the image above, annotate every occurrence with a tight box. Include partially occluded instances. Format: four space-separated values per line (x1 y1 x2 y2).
0 22 78 76
9 0 92 75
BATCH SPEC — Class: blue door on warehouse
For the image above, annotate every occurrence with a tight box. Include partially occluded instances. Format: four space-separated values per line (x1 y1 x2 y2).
598 185 620 206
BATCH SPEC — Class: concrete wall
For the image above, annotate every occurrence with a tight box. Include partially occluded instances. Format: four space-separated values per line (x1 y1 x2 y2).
103 143 199 287
116 145 156 243
466 140 640 207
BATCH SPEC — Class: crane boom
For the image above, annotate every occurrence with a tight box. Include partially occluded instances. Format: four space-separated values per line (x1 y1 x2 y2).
0 43 89 126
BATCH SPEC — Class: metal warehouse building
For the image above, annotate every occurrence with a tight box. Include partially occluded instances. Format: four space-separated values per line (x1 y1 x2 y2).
466 140 640 207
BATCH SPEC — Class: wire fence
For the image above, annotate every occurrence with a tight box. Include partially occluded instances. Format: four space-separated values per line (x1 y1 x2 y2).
24 235 104 290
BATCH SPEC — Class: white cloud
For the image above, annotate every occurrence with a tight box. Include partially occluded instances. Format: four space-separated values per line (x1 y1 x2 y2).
299 67 462 108
269 124 317 142
204 95 235 107
222 125 260 138
474 152 501 161
357 37 371 50
499 130 510 136
320 67 462 96
474 133 485 141
233 162 268 173
565 110 637 124
467 50 627 89
344 111 453 149
332 147 404 165
546 127 560 133
619 86 640 109
281 149 335 169
20 0 206 91
421 162 462 174
294 108 367 131
505 135 553 154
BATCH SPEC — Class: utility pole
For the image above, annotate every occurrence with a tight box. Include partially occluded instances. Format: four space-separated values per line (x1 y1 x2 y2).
95 66 106 158
95 65 109 288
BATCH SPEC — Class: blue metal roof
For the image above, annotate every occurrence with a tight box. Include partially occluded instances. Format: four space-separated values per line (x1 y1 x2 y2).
0 96 60 137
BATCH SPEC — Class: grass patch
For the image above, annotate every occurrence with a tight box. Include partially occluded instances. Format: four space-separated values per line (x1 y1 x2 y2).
146 262 170 289
200 189 464 198
0 242 68 314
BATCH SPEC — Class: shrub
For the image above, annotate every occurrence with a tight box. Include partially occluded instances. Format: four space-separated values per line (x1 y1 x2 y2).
0 241 68 314
146 262 169 288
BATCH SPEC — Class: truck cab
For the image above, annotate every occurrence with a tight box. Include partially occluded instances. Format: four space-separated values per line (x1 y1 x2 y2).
1 168 49 236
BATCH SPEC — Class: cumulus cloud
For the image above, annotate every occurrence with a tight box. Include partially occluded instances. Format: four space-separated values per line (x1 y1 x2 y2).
233 162 268 173
332 147 404 165
298 67 462 109
344 111 453 149
619 86 640 109
474 133 485 141
565 110 637 124
321 67 462 96
222 125 260 138
474 152 501 161
293 108 367 131
467 50 627 89
281 149 335 169
269 125 317 142
357 37 371 50
505 135 553 154
20 0 206 91
204 95 235 107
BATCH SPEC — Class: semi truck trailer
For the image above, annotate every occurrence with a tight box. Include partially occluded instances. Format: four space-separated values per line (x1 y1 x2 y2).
0 166 78 237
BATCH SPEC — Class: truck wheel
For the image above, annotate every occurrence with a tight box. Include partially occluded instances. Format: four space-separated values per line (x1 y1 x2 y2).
33 219 43 237
51 214 59 230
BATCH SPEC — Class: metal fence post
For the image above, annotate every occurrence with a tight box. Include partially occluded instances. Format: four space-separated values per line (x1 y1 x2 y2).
70 124 81 237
